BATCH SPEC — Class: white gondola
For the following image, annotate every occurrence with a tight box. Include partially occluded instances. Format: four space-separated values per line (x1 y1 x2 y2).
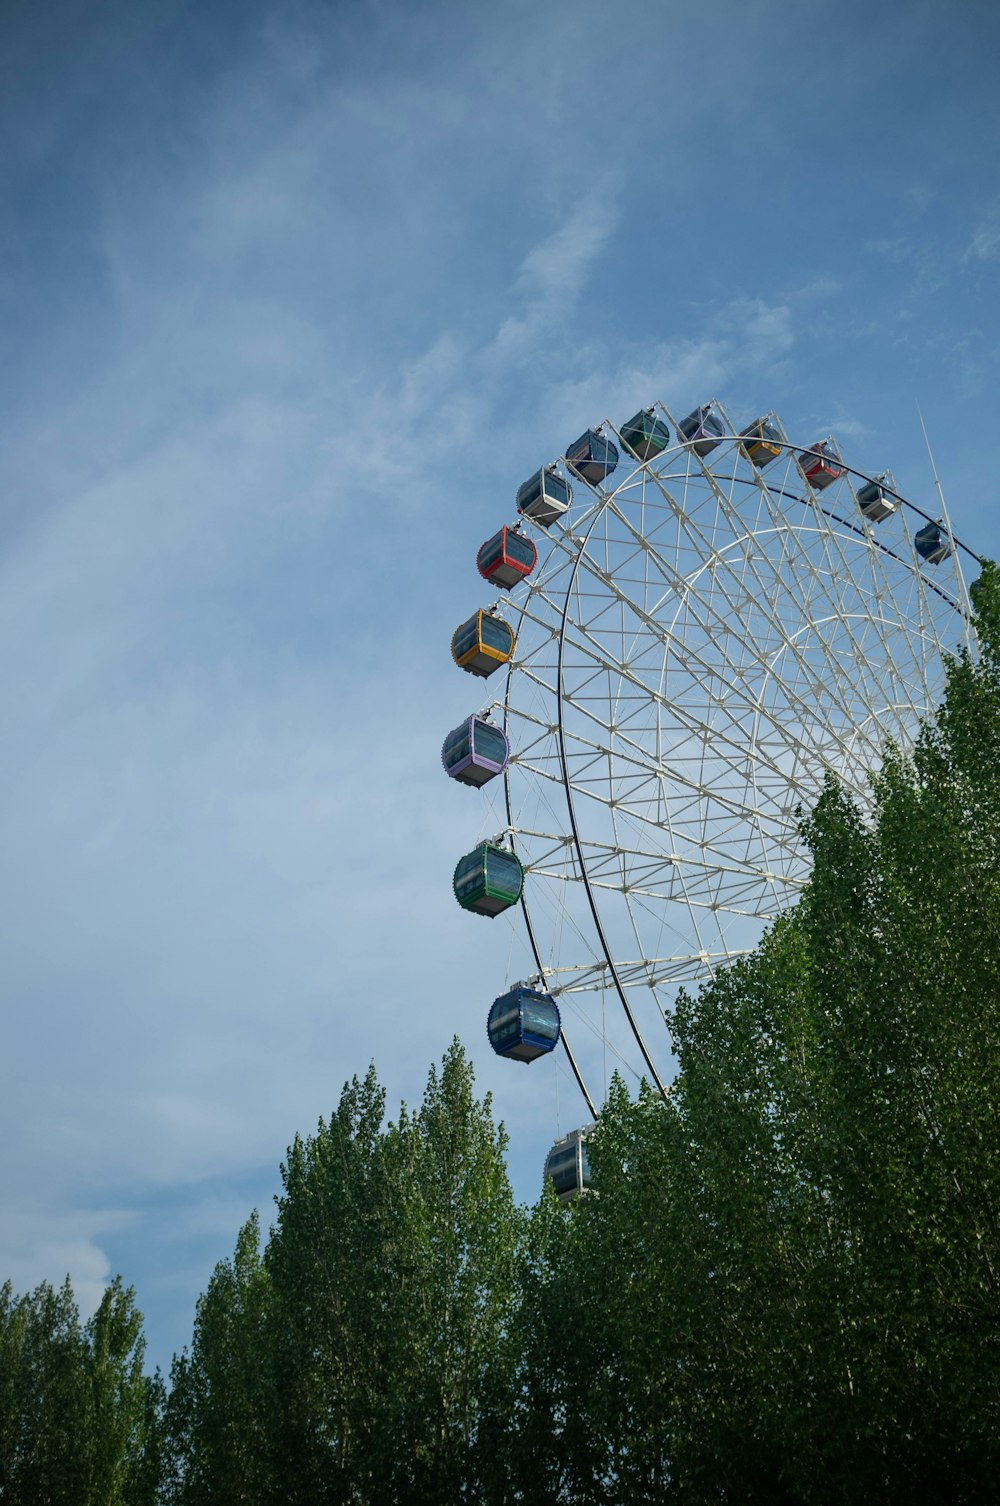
856 473 899 523
516 467 572 528
544 1125 594 1202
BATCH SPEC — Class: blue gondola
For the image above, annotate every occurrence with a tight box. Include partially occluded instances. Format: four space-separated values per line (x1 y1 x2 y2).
565 429 619 487
619 407 671 461
856 475 898 523
516 467 572 528
677 403 726 456
915 521 953 564
442 715 510 787
544 1126 593 1202
487 985 561 1062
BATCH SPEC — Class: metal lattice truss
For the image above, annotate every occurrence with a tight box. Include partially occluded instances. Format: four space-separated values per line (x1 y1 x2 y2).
499 401 974 1103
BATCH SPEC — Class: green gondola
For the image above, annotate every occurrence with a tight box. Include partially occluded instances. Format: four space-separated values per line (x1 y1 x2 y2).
453 842 524 917
619 408 671 461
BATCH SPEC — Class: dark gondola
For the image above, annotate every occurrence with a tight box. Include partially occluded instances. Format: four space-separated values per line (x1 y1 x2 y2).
451 611 516 678
544 1127 593 1202
798 438 844 491
477 526 537 590
856 475 899 523
516 467 572 528
565 429 619 487
442 716 510 787
453 842 524 917
739 415 783 468
678 403 726 457
619 408 671 461
487 985 561 1062
915 521 953 564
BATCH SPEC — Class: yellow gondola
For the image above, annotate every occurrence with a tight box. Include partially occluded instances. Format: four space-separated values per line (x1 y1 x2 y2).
451 610 516 678
739 414 784 469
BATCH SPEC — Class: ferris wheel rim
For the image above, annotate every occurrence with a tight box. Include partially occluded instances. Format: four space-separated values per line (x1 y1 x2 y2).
497 413 978 1114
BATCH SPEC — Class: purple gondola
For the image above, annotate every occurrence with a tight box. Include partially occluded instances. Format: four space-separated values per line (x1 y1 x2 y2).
442 716 510 788
677 403 726 456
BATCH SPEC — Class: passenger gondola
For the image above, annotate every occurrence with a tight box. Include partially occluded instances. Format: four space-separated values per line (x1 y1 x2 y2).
441 716 510 787
451 611 516 678
565 429 619 486
856 475 899 523
487 985 561 1061
798 438 844 491
619 408 671 461
453 841 524 917
915 521 953 564
477 526 537 590
678 403 726 456
544 1126 593 1202
516 467 573 528
739 415 783 468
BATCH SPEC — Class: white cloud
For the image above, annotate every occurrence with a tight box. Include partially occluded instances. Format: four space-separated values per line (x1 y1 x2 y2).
491 197 621 365
0 1207 119 1319
964 221 1000 263
2 0 998 1377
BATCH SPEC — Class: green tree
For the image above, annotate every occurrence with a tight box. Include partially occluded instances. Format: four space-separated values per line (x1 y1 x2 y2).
373 1042 524 1504
163 1213 272 1506
0 1277 89 1505
83 1275 160 1505
0 1273 160 1505
264 1062 390 1505
531 563 1000 1503
264 1045 523 1505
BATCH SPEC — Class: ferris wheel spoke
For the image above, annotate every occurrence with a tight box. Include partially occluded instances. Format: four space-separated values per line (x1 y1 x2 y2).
555 617 852 804
613 488 891 769
487 414 974 1113
589 494 887 774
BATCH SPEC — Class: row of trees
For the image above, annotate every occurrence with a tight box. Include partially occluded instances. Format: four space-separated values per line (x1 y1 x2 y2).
0 1275 161 1504
5 563 1000 1502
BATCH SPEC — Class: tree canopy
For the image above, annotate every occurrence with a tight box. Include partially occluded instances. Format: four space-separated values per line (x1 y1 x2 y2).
5 562 1000 1503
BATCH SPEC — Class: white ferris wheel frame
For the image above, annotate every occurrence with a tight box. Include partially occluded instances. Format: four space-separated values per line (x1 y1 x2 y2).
486 399 978 1117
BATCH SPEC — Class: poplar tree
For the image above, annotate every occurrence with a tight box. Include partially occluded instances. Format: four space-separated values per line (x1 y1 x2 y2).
163 1213 272 1506
530 561 1000 1504
0 1275 159 1505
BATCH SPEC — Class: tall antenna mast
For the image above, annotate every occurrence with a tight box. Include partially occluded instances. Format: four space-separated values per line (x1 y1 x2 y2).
917 404 949 521
917 403 973 629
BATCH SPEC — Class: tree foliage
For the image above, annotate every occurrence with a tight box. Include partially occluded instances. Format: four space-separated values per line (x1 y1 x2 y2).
0 1273 160 1505
165 1041 523 1506
535 560 1000 1502
8 564 1000 1503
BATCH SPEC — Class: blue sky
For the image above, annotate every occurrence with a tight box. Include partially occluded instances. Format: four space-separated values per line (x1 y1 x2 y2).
2 0 998 1372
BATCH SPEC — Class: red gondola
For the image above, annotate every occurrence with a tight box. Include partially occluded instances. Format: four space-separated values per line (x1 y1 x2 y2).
477 526 537 590
798 438 844 492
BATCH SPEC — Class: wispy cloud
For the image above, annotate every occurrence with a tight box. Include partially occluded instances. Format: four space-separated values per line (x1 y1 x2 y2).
491 195 621 364
2 0 999 1377
964 218 1000 263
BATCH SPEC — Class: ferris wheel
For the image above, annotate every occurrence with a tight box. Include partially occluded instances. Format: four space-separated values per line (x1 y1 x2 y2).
444 398 979 1140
